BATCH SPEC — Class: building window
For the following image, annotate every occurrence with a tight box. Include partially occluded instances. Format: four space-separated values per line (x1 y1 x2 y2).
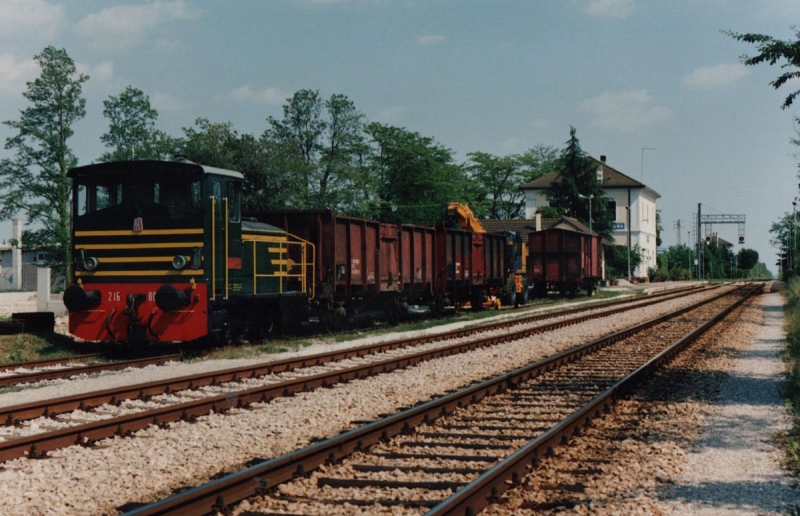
607 201 617 221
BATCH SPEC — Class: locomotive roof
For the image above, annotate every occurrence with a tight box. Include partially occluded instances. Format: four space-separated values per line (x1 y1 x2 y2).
68 158 244 180
242 219 285 234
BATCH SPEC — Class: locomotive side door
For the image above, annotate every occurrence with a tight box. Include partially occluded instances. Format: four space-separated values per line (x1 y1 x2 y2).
208 178 243 300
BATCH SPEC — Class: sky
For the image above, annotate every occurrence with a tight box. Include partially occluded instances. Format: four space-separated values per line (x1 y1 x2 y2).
1 0 799 274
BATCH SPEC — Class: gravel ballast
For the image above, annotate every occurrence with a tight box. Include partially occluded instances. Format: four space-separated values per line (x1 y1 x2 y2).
660 291 796 515
0 291 721 515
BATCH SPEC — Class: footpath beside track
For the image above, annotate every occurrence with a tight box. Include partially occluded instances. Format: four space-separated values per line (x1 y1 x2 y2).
121 285 758 515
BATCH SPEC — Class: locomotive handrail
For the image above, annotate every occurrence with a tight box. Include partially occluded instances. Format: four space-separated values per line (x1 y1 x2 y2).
288 232 315 300
245 233 315 299
224 197 229 300
210 196 216 300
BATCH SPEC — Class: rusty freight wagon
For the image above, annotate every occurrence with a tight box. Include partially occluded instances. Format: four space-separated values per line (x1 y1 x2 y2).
435 226 506 310
251 210 437 325
528 222 603 298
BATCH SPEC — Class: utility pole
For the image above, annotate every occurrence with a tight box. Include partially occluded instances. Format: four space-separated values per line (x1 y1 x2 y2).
674 219 682 246
696 203 701 281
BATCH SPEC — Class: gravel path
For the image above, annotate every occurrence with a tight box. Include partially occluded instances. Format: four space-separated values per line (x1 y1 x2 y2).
661 292 797 514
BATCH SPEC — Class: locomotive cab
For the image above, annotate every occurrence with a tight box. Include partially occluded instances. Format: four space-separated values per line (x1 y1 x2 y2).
64 159 312 345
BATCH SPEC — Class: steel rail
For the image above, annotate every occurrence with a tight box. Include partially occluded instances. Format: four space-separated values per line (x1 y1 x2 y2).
120 285 754 516
0 284 710 427
0 286 732 463
427 283 761 516
0 285 733 465
0 354 181 388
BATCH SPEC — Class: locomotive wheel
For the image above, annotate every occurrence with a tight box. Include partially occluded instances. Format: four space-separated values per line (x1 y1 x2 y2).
280 305 303 334
503 279 517 307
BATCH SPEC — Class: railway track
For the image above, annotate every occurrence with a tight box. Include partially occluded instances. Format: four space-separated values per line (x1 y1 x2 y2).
0 284 719 463
121 284 759 516
0 353 181 389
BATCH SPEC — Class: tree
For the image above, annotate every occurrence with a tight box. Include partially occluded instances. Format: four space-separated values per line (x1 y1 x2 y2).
466 152 526 219
546 127 613 238
467 144 558 220
518 144 560 180
99 86 174 161
177 118 302 211
0 47 89 283
737 248 759 270
605 244 642 279
655 211 663 247
725 28 800 109
364 123 472 225
265 90 368 212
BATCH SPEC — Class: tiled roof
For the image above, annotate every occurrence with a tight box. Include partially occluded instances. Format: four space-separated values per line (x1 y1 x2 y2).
481 219 539 235
521 156 644 190
482 216 592 235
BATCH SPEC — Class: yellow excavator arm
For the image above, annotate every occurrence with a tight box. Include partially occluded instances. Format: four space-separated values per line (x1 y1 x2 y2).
446 202 485 233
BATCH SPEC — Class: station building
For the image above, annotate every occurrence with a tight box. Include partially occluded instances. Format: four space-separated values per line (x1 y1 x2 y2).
520 155 660 278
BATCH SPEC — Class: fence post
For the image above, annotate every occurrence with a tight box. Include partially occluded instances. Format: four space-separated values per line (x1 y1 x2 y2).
37 267 50 312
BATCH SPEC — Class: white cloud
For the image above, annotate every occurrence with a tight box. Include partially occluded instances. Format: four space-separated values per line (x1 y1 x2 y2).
150 92 188 111
417 34 445 45
77 60 114 83
0 0 65 41
228 85 288 105
580 90 671 131
375 105 407 123
682 64 748 89
501 137 526 152
0 53 38 94
75 0 204 50
753 0 800 20
582 0 636 19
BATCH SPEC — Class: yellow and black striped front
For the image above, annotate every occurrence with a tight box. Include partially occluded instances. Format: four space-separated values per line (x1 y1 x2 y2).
73 228 205 280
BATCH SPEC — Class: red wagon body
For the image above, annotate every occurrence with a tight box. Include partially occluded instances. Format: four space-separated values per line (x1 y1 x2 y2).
528 228 603 297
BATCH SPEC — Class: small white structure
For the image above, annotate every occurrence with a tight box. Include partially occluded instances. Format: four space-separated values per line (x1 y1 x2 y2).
521 155 661 277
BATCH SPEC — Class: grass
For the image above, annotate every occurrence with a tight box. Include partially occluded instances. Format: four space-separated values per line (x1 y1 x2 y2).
0 333 76 364
200 338 313 361
779 276 800 474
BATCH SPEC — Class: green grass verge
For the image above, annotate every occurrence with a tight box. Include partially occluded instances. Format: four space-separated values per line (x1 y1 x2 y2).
780 277 800 474
0 334 76 364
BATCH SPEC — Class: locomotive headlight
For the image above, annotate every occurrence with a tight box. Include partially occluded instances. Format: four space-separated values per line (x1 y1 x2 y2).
172 255 187 270
84 256 99 271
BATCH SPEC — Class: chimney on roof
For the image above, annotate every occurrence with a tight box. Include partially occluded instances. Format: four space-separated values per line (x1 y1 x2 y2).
535 212 542 232
600 155 606 162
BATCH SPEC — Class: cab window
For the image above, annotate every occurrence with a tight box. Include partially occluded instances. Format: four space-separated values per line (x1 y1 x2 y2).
227 181 240 222
76 181 123 216
154 179 202 212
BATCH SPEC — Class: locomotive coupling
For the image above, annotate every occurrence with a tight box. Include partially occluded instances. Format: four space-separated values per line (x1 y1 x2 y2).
63 284 101 312
154 284 193 312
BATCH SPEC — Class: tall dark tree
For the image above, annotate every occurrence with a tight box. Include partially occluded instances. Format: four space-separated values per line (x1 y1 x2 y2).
725 28 800 109
265 90 367 211
0 47 89 282
364 123 472 225
99 86 174 161
546 127 612 238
